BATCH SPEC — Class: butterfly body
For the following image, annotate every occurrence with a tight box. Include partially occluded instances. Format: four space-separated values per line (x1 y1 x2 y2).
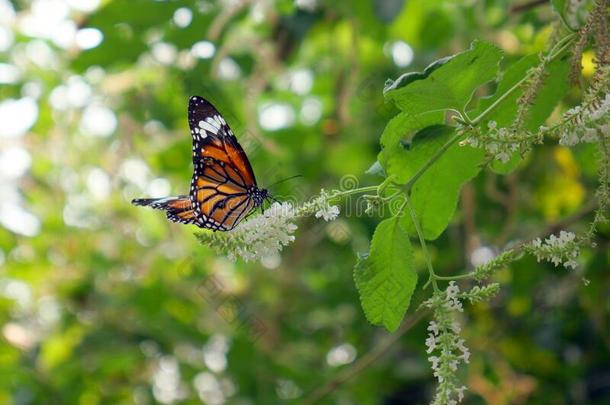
132 96 268 231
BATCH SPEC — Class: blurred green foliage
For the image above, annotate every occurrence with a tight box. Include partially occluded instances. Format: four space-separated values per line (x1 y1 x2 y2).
0 0 609 404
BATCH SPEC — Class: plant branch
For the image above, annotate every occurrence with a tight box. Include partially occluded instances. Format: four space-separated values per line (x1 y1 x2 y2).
405 196 439 292
328 185 379 201
403 133 462 192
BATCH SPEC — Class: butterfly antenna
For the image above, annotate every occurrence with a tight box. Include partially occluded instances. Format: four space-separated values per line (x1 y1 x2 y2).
267 174 302 189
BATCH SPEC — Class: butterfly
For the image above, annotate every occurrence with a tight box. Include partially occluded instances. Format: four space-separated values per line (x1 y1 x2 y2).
132 96 268 231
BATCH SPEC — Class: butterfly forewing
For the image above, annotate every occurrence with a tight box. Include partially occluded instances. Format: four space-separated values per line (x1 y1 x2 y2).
187 96 260 231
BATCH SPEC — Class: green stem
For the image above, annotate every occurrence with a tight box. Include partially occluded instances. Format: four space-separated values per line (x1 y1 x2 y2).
329 185 379 201
405 195 439 292
434 273 475 281
403 133 462 192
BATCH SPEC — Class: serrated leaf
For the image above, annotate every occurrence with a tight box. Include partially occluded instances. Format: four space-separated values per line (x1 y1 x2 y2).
384 40 503 115
393 125 484 240
383 55 453 93
354 217 416 332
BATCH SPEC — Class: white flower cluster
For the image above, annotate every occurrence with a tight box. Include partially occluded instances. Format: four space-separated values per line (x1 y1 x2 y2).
196 202 298 262
196 188 345 262
315 205 340 221
229 202 298 261
464 121 536 163
444 281 463 312
530 230 580 269
425 282 470 405
554 93 610 147
299 189 340 221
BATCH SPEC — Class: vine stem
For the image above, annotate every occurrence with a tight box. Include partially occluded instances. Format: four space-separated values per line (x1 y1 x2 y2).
328 185 379 201
404 195 439 292
404 134 462 193
435 273 475 281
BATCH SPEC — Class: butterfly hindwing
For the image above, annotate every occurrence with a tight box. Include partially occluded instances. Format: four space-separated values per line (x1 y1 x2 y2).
132 196 198 225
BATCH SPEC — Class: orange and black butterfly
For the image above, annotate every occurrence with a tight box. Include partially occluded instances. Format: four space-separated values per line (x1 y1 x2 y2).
132 96 268 231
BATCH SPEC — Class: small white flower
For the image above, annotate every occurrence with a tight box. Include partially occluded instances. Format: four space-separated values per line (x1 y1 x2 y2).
459 348 470 363
553 93 610 146
582 128 598 143
529 230 580 270
425 334 437 353
315 204 340 221
559 230 575 244
445 281 463 312
564 259 578 269
456 386 467 402
300 189 341 222
559 131 580 146
427 321 440 336
496 151 511 163
446 281 459 298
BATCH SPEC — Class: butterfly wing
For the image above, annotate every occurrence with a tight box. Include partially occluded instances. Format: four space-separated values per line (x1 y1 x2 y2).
132 196 199 225
188 96 259 231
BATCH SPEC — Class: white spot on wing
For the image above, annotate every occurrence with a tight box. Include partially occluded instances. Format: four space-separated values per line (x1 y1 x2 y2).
206 116 220 129
199 120 217 134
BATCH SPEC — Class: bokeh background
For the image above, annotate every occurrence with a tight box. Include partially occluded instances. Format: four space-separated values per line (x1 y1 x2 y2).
0 0 609 404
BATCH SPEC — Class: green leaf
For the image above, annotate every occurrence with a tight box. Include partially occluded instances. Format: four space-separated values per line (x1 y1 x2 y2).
354 217 416 332
395 125 484 239
365 160 386 177
383 56 453 93
550 0 570 28
551 0 588 30
384 40 503 115
379 111 444 183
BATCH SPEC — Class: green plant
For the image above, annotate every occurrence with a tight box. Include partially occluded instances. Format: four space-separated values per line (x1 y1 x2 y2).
197 1 609 402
